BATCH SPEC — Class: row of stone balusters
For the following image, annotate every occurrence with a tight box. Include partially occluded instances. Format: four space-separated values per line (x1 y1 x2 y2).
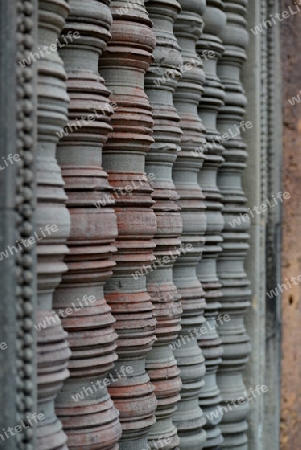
37 0 122 449
35 0 251 449
54 0 123 449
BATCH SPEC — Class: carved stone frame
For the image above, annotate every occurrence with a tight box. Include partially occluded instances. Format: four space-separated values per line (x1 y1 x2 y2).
0 0 282 449
0 1 37 449
243 0 282 449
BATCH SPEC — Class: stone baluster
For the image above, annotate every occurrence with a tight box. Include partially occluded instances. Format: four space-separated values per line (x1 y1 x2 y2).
196 1 226 448
53 1 122 448
36 0 71 448
216 1 251 448
172 1 207 448
99 3 158 450
144 0 183 448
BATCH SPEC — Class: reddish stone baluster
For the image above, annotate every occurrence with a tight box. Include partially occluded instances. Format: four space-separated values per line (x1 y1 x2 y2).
99 2 158 449
54 0 122 448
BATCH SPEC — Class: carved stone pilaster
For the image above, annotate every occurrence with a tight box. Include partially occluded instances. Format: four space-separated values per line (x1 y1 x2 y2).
172 1 207 448
144 1 183 448
53 1 122 449
196 1 226 448
13 1 37 449
216 1 251 448
99 3 158 449
36 1 71 448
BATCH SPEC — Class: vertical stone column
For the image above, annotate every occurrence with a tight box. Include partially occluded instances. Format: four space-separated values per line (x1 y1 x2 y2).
144 1 183 448
99 3 158 450
196 1 226 448
36 0 71 448
216 1 251 448
54 1 122 449
172 1 207 448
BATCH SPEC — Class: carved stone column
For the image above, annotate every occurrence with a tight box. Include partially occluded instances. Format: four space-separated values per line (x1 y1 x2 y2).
196 1 226 448
144 0 183 448
1 1 37 449
99 3 158 450
54 1 122 449
172 1 207 448
36 1 71 448
216 1 251 448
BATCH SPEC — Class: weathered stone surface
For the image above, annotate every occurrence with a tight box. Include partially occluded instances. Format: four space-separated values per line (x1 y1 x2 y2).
216 1 251 448
281 0 301 448
172 0 207 448
13 0 38 448
1 0 37 448
99 2 158 449
197 1 226 447
36 1 71 448
0 1 289 450
144 0 183 448
54 1 122 448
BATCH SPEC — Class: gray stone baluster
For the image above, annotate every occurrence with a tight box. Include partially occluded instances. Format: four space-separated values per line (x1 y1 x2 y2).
217 1 251 448
36 0 71 448
196 1 226 447
54 0 122 448
99 2 158 449
144 0 183 448
172 0 207 448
